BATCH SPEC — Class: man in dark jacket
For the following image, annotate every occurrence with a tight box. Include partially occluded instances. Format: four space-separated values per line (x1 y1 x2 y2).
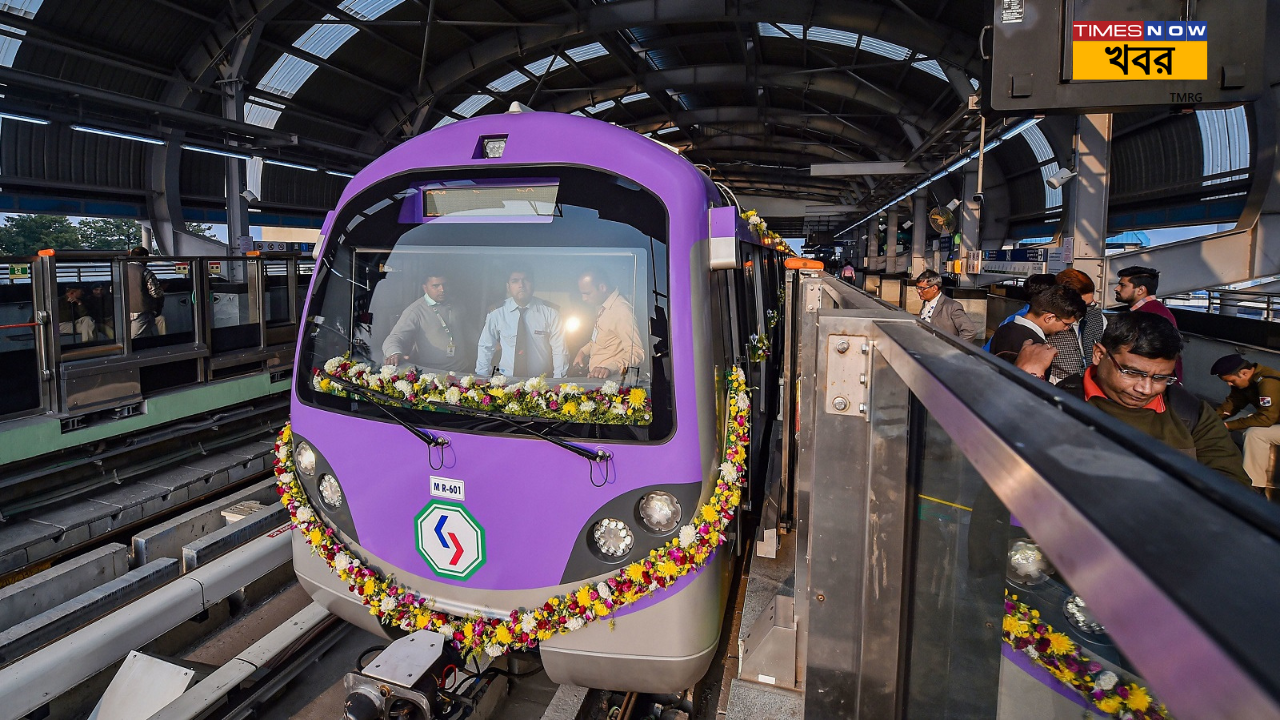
987 285 1085 376
913 270 976 342
1057 313 1248 485
1212 354 1280 497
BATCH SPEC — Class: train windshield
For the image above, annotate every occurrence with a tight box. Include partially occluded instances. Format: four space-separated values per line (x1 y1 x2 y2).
300 166 673 443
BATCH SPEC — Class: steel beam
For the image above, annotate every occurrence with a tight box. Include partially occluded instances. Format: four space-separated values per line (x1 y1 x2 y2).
811 161 923 176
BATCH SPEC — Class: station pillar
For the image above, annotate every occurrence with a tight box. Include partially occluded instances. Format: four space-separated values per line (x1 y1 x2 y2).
958 161 980 286
868 223 880 270
911 190 927 276
1066 114 1113 301
885 206 900 274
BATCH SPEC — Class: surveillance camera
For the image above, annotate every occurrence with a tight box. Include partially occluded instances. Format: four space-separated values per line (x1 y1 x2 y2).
971 193 984 205
240 189 259 202
1046 168 1077 190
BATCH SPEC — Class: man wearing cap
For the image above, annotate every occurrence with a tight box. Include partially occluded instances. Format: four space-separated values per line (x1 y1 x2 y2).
1213 354 1280 499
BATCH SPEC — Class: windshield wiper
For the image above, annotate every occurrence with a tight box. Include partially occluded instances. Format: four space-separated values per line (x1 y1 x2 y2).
321 372 451 459
424 398 611 464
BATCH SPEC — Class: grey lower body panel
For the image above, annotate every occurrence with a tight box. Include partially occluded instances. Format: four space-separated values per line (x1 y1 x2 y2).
292 531 734 693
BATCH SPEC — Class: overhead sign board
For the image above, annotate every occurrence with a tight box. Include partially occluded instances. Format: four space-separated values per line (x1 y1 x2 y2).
983 0 1265 115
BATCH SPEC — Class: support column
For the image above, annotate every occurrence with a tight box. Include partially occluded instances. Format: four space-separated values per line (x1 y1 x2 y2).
1067 114 1113 303
958 162 980 286
911 190 927 276
868 222 881 271
222 76 250 259
885 206 900 274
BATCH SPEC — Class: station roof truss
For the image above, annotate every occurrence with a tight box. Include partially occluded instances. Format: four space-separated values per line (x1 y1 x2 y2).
0 0 1256 237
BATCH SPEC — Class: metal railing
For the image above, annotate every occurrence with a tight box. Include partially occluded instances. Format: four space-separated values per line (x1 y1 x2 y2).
1166 288 1280 321
743 271 1280 719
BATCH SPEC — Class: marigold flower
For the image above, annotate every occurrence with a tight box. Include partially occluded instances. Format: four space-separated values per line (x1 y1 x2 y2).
1003 614 1030 637
1047 632 1074 655
1095 697 1122 714
1125 684 1150 712
494 625 513 645
592 601 610 617
629 388 647 405
575 587 592 607
625 564 645 582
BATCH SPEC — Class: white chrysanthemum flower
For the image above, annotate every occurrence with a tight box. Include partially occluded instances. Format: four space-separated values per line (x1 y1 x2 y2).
505 402 519 413
466 389 481 402
679 525 697 547
719 461 739 482
422 373 438 387
1096 671 1118 691
445 387 462 405
610 403 627 415
490 374 507 387
278 472 293 485
323 357 341 374
380 365 396 379
525 376 547 392
334 552 352 571
367 376 383 390
536 396 547 409
1026 648 1039 660
394 380 414 396
601 380 620 395
567 616 586 631
748 215 762 226
596 582 611 599
460 375 474 388
736 391 749 409
295 507 314 522
379 596 397 612
485 644 504 657
399 618 414 631
312 375 324 390
580 400 596 413
350 363 371 376
520 613 537 634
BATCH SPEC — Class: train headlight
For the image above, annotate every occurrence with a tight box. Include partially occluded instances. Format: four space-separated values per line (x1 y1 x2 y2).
592 518 634 557
637 492 681 533
295 441 318 479
319 474 344 509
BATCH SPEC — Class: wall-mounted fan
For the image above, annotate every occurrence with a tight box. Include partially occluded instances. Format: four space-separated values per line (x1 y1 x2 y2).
928 206 956 234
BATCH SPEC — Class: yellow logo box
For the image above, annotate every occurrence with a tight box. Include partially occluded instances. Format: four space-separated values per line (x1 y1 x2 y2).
1072 40 1207 81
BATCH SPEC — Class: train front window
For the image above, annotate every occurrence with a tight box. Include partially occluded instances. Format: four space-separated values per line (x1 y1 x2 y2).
300 167 673 442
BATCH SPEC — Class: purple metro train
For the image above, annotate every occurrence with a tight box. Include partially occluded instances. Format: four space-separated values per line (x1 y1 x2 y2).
287 107 784 695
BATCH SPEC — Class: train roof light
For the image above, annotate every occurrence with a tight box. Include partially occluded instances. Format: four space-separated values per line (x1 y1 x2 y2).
480 135 507 159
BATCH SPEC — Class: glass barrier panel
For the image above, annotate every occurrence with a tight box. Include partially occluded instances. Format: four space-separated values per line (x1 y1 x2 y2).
208 259 261 353
264 260 292 327
903 407 1161 720
296 259 314 316
54 261 119 352
127 259 193 351
0 261 42 416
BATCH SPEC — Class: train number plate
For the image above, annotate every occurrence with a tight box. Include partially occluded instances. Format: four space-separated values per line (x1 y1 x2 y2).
429 476 465 501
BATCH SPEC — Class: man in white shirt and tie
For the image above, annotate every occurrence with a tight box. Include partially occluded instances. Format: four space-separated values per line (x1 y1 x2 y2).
476 268 568 378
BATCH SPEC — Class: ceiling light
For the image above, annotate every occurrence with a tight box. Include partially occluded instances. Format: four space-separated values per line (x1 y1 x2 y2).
72 125 164 145
181 144 252 161
0 112 49 125
263 158 318 171
326 170 355 178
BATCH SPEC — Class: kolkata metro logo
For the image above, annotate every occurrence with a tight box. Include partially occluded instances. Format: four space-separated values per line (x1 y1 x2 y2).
415 501 486 580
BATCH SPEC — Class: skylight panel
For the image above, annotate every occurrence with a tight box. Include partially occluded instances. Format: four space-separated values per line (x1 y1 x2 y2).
971 77 980 89
911 57 947 81
757 23 803 39
0 23 23 67
1021 125 1062 208
432 115 457 130
257 54 319 99
249 95 286 110
453 94 495 118
525 55 569 76
621 92 649 103
337 0 405 21
565 43 608 62
0 0 41 19
1040 163 1064 208
859 36 910 60
1022 125 1054 163
487 69 529 93
807 27 858 47
656 126 678 135
245 102 283 129
294 16 357 59
584 100 615 114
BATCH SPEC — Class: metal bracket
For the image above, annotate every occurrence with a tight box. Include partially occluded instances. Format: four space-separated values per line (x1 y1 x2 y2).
738 595 797 689
825 334 869 418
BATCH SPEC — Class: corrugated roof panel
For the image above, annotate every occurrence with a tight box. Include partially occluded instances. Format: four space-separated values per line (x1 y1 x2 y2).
1022 125 1061 208
338 0 406 21
1040 162 1063 208
294 16 358 59
807 27 859 47
584 100 615 113
245 102 283 129
1198 106 1250 185
257 54 319 99
757 23 803 38
621 92 649 103
432 115 457 130
0 0 41 19
524 55 569 76
565 43 609 62
911 58 947 81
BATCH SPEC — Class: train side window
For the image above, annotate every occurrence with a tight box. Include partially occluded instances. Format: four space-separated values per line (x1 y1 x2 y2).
53 261 119 354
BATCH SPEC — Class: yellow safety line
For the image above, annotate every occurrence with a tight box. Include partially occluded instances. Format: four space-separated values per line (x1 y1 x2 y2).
917 494 973 512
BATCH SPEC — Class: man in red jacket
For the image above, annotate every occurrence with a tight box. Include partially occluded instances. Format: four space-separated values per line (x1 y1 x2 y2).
1115 265 1181 380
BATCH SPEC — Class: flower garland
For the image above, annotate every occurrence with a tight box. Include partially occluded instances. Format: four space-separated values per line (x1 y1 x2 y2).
276 368 750 659
746 333 770 362
1003 591 1168 719
312 355 653 426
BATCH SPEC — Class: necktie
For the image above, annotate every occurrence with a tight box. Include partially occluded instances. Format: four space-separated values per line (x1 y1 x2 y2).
514 306 529 376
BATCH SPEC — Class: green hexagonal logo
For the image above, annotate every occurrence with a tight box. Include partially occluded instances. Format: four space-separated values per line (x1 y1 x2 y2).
415 500 486 580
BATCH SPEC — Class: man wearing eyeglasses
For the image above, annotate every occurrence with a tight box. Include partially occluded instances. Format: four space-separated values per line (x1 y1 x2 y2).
913 270 977 342
1057 313 1248 485
1212 353 1280 498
